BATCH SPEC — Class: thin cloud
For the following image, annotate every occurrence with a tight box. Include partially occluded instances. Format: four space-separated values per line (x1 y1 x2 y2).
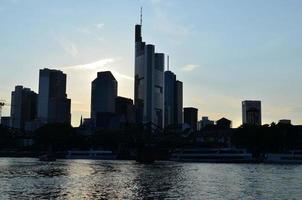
62 59 133 81
96 23 104 29
77 23 105 42
111 70 134 81
63 59 115 70
181 64 199 71
56 38 79 57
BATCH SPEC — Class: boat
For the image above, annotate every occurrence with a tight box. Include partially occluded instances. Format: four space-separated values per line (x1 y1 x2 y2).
170 148 253 163
264 150 302 164
66 150 117 160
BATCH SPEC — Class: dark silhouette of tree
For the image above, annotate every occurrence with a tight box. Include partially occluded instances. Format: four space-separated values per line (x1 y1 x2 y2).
34 123 74 151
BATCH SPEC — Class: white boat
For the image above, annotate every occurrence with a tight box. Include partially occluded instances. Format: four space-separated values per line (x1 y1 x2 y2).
66 150 117 160
264 150 302 164
170 148 253 163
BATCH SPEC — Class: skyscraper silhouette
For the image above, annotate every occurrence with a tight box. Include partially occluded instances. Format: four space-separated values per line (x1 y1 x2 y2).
134 15 164 128
10 86 37 130
164 66 183 127
184 107 198 131
37 68 71 124
242 100 262 126
91 71 118 122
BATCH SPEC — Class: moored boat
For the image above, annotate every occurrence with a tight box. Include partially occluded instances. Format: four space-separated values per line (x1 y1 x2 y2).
170 148 253 163
66 150 117 160
264 150 302 164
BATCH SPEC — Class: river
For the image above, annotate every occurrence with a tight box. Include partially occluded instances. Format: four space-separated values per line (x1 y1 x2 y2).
0 158 301 199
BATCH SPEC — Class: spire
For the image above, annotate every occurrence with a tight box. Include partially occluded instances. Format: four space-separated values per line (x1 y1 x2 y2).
140 7 143 26
80 115 83 126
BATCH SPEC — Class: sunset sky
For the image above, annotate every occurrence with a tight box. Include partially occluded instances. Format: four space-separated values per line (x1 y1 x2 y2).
1 0 302 127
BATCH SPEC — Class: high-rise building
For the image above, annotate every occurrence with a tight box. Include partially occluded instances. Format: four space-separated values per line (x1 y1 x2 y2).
242 100 261 126
175 80 183 124
164 69 183 127
37 68 71 124
115 96 135 124
10 86 37 130
91 71 117 121
134 21 164 128
184 107 198 131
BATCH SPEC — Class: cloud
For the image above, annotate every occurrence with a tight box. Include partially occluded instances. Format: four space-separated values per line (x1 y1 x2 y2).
62 59 134 81
63 58 115 70
55 38 79 57
96 23 104 29
181 64 199 71
77 23 105 42
111 70 134 81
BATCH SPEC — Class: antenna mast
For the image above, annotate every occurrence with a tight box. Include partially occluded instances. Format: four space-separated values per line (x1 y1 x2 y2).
140 7 143 26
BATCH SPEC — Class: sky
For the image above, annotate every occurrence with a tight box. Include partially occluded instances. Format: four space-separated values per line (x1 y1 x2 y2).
0 0 302 127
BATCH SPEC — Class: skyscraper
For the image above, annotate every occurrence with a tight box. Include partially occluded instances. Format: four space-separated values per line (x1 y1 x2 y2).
164 68 183 127
115 96 135 124
10 86 37 130
184 107 198 131
37 68 71 124
91 71 118 121
242 100 262 126
175 80 183 124
134 19 164 128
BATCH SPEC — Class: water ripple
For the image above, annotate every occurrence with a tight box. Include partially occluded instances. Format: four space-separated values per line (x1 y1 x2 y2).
0 158 301 199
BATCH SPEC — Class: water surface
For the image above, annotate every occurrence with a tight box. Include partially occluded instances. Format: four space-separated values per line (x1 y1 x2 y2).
0 158 301 199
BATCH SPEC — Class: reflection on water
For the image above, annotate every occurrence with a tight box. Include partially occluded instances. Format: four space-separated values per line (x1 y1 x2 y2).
0 158 301 199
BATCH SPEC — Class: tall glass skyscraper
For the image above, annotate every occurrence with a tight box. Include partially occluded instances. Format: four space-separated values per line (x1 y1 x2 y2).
134 23 164 128
37 68 71 124
91 71 118 120
10 86 37 130
164 70 183 127
242 100 262 126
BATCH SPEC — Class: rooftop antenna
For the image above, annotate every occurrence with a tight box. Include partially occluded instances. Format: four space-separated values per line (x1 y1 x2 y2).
140 6 143 26
167 55 170 71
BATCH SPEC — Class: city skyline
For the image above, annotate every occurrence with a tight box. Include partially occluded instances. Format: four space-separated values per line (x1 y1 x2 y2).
1 0 302 127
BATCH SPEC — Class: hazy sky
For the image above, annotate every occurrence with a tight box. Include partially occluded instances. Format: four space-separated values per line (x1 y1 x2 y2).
1 0 302 127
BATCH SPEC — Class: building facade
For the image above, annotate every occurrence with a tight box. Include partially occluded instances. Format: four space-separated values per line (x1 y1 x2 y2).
184 107 198 131
242 100 262 126
134 24 164 128
10 86 37 130
197 116 214 131
91 71 118 122
164 71 183 127
115 96 135 124
37 68 71 124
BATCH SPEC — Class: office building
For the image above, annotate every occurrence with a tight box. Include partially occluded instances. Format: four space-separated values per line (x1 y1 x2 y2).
91 71 118 122
164 68 183 127
10 86 37 130
37 68 71 124
115 96 135 124
184 107 198 131
175 80 183 124
242 100 262 126
134 19 164 128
